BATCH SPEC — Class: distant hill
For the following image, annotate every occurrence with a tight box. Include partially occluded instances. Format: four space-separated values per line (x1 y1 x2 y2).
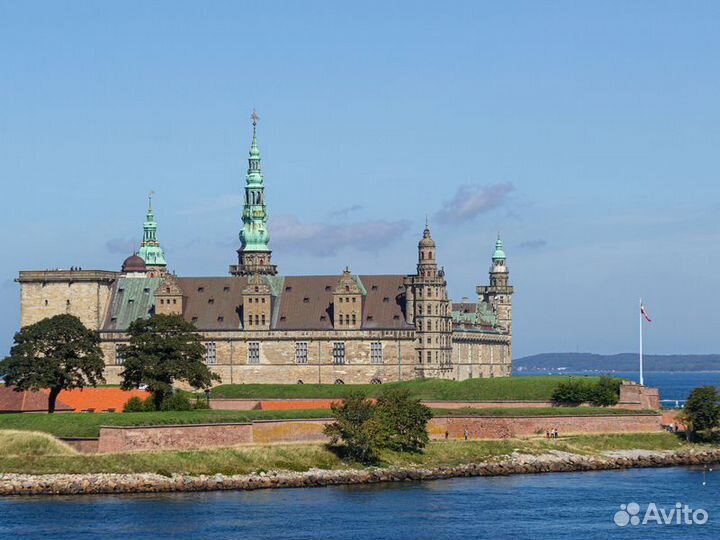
514 353 720 373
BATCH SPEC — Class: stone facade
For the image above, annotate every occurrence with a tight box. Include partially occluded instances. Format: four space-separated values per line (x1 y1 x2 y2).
16 116 514 386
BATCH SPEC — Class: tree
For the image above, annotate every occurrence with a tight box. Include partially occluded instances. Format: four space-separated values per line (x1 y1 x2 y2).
0 314 105 413
323 392 379 463
372 388 433 452
683 386 720 440
118 314 220 410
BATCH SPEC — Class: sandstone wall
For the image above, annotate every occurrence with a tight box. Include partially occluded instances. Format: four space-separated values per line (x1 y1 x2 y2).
97 423 253 453
92 413 663 453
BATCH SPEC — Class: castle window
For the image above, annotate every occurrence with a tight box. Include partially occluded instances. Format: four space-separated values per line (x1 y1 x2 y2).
217 316 224 323
383 297 389 303
160 299 164 304
285 286 292 292
393 315 400 320
427 351 432 363
325 286 331 291
345 314 350 325
208 298 214 304
332 342 346 365
428 252 432 259
370 342 383 364
335 379 345 385
295 342 308 364
115 344 124 366
367 315 373 321
204 342 217 365
173 299 177 304
261 314 266 326
254 315 259 326
198 287 204 293
351 297 356 303
261 297 265 303
44 299 48 306
370 378 382 384
248 342 260 364
338 297 343 303
351 313 356 325
224 287 230 293
371 285 378 291
303 297 310 303
320 315 327 321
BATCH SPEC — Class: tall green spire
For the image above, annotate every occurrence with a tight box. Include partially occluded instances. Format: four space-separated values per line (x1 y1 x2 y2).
239 109 270 252
230 110 277 276
138 191 167 267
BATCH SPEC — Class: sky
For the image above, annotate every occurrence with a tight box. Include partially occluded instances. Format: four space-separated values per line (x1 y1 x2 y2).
1 1 719 358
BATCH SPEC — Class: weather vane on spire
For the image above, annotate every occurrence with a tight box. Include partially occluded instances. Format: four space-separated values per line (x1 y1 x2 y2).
148 190 155 210
251 108 259 127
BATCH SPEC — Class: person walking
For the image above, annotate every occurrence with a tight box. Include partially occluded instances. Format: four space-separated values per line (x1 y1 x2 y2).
464 428 469 441
444 430 449 440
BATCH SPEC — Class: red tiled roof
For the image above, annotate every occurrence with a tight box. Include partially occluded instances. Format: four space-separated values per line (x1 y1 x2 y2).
42 388 150 413
0 386 73 413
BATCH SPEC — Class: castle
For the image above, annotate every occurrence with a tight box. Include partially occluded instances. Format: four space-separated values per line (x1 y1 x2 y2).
17 114 514 385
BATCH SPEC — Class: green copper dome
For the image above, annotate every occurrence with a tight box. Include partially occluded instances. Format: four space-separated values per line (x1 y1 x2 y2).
492 236 506 262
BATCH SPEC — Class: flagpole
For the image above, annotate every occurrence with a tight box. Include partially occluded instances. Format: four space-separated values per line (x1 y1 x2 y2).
639 298 644 386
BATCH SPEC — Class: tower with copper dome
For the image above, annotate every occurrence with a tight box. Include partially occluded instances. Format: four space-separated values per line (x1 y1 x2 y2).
230 110 278 276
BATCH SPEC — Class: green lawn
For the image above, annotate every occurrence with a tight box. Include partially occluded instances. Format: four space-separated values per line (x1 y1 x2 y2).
0 432 693 475
435 407 658 417
0 409 331 438
211 376 607 401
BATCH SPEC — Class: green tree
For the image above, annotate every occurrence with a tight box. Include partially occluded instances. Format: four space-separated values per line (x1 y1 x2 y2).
589 377 621 407
323 392 379 463
683 386 720 440
118 314 220 410
372 388 433 452
0 314 105 413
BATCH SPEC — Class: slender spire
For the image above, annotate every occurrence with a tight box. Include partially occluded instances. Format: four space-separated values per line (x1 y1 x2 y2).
230 109 277 276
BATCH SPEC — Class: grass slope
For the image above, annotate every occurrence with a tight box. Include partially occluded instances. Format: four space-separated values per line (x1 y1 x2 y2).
0 433 690 476
0 405 651 439
0 410 331 438
211 376 604 401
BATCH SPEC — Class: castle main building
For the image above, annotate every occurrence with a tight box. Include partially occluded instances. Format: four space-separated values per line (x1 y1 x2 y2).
17 115 514 385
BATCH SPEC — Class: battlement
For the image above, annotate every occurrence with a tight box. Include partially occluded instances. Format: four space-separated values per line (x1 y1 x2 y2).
17 270 118 284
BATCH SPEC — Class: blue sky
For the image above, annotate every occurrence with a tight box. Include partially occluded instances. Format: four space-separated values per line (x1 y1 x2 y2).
1 1 719 358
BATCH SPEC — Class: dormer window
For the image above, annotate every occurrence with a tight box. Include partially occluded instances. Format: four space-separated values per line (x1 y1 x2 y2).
198 287 204 293
371 285 378 291
383 297 389 303
208 298 214 304
223 287 230 293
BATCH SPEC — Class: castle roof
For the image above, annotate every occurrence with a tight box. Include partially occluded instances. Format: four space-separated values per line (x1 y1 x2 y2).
102 274 414 332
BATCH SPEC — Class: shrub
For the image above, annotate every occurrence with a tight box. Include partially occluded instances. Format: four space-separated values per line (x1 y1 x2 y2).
683 386 720 440
123 396 146 413
589 377 621 407
372 388 433 452
193 396 211 410
324 389 433 463
551 377 621 407
323 392 379 463
161 393 192 411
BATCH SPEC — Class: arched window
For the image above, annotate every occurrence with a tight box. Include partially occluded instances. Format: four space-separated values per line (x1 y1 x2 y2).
370 378 382 385
334 379 345 385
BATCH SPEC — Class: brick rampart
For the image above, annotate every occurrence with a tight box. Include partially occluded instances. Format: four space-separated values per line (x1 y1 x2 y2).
92 413 662 453
97 422 253 453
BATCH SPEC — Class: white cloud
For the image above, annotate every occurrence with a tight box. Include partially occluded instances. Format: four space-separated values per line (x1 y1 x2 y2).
436 183 514 224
